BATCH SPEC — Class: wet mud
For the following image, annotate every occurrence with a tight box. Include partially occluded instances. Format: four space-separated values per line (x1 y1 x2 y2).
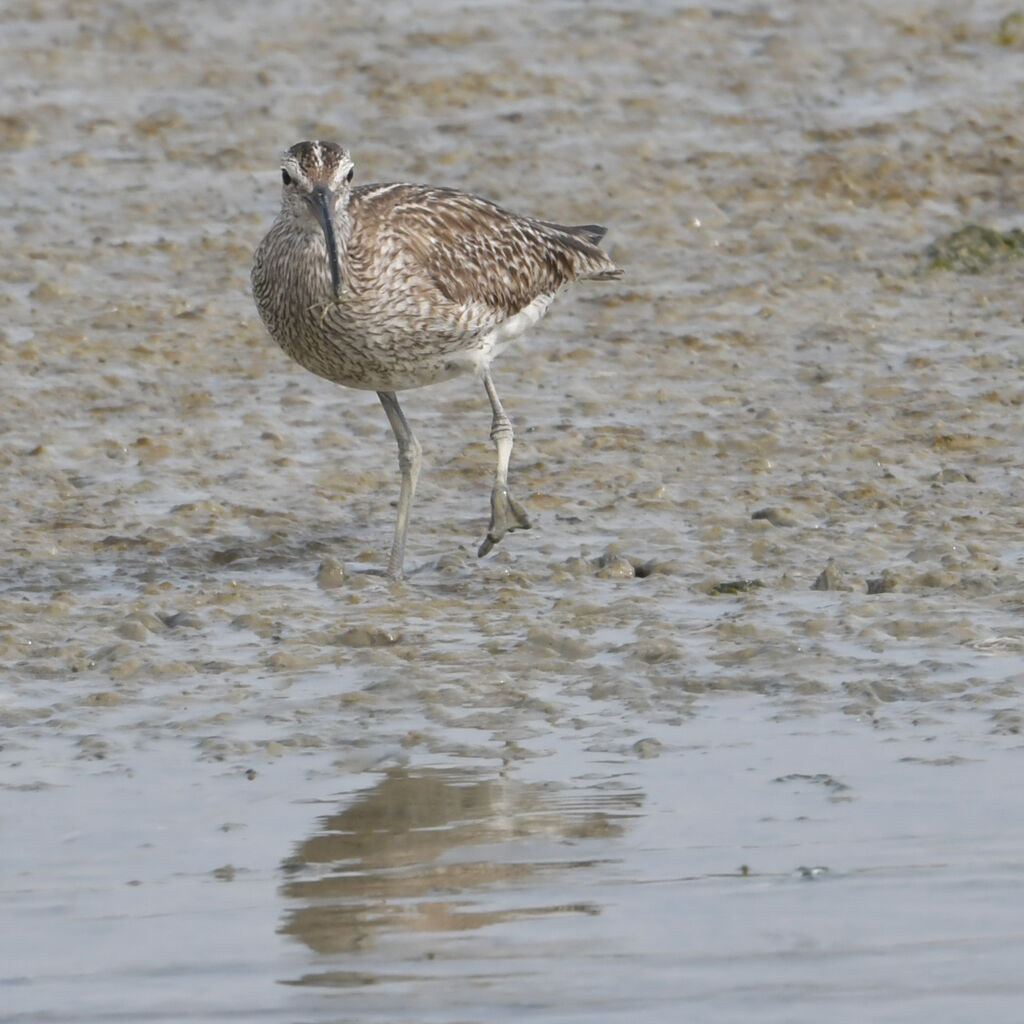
3 1 1024 1021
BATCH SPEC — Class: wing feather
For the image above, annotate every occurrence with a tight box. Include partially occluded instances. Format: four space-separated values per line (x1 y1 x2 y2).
353 185 619 319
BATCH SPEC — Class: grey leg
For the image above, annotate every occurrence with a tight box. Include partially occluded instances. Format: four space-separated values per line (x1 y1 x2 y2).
478 371 531 557
377 391 422 579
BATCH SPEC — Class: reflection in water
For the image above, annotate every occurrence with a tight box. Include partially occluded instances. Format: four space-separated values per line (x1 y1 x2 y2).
279 767 642 974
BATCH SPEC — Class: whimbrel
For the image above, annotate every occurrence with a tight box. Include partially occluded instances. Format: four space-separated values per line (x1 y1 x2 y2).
251 140 622 579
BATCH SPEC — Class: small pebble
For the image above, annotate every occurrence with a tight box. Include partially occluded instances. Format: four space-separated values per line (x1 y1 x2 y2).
632 737 663 759
811 559 851 591
751 507 800 527
317 558 347 589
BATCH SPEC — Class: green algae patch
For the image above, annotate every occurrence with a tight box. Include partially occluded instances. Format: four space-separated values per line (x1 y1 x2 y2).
924 224 1024 273
996 12 1024 47
709 578 765 596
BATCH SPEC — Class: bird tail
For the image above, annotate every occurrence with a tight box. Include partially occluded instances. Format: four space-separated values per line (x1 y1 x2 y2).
565 224 624 280
573 223 608 245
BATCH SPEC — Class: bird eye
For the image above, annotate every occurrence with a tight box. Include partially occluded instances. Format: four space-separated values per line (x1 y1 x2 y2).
282 169 292 185
346 168 354 183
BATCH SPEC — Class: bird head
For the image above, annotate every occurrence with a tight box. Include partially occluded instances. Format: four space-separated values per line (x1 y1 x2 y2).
279 140 355 298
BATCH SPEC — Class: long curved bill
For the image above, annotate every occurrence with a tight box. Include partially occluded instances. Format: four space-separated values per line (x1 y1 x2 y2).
310 184 342 299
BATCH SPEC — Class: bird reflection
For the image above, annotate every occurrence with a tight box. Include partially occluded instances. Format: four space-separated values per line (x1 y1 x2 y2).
278 766 641 959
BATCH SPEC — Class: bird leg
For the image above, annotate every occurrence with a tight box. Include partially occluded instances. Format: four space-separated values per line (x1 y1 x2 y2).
478 371 531 557
377 391 422 579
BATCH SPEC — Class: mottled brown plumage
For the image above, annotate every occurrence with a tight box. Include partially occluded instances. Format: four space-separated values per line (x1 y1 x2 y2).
252 140 622 578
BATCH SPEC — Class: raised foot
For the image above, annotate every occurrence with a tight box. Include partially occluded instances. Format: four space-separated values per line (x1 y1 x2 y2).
478 486 532 557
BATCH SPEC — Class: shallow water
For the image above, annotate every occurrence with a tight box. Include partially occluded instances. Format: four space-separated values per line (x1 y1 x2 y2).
3 0 1024 1021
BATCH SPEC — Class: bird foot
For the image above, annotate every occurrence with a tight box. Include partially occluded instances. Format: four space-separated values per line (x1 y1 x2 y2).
478 486 531 557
